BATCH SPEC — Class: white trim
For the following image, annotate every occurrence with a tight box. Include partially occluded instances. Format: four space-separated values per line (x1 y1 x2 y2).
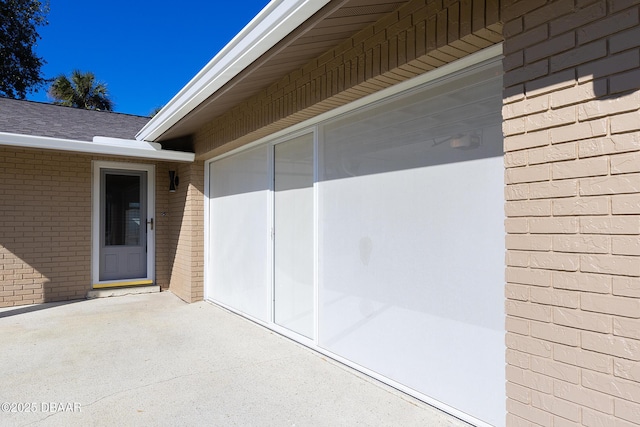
0 132 194 162
91 161 156 287
136 0 331 142
205 44 503 163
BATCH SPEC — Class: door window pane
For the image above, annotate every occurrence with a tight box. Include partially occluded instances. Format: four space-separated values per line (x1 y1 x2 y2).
105 174 141 246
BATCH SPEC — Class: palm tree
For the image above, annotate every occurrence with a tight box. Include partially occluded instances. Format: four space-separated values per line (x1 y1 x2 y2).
48 70 114 111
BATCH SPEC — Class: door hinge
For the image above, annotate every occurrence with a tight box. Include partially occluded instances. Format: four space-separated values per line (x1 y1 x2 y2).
147 218 154 230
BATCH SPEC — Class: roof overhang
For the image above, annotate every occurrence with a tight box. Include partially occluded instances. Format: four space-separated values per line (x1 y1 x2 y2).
136 0 331 143
0 132 195 162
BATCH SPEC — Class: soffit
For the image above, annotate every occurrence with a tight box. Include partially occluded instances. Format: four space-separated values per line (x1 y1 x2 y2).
156 0 406 141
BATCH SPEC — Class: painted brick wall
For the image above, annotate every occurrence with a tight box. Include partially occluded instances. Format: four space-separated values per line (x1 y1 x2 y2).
167 161 204 303
0 147 92 306
0 147 173 307
503 1 640 426
194 0 503 158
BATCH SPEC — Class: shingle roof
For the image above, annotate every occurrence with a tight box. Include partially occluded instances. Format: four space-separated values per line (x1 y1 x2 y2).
0 97 150 142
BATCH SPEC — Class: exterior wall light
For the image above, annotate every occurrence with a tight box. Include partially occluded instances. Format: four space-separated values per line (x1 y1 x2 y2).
169 170 179 192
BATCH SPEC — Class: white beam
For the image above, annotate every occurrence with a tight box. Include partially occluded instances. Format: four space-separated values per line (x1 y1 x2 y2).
0 132 195 162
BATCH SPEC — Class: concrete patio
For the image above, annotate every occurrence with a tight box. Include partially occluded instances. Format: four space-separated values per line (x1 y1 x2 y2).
0 292 470 426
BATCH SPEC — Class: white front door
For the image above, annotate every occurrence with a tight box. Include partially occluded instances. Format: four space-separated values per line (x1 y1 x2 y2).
92 162 155 287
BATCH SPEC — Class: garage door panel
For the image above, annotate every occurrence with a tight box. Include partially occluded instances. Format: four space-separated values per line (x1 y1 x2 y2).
209 146 270 322
318 63 504 427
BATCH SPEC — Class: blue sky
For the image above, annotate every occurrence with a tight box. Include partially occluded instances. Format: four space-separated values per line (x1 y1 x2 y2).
27 0 270 117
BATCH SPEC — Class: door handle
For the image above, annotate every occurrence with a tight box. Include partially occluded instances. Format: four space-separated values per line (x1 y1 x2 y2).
147 218 154 230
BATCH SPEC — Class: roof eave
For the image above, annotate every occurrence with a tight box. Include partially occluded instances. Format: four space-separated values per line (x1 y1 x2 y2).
0 132 195 162
135 0 330 142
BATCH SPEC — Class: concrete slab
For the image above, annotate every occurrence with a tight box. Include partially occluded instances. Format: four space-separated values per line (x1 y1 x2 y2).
0 292 472 426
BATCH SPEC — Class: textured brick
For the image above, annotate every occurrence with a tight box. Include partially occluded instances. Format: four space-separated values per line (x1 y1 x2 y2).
526 106 576 132
507 200 553 217
554 344 613 374
611 111 640 135
554 306 612 333
582 332 640 362
508 349 532 370
552 235 609 254
530 321 580 346
507 300 553 323
503 95 550 119
507 234 552 251
614 317 640 340
550 119 608 144
578 91 640 121
582 408 636 427
507 381 531 404
582 293 640 318
504 24 548 55
506 164 551 184
526 69 576 98
505 131 551 151
612 194 640 214
528 143 577 165
528 33 576 66
613 276 640 298
611 152 640 175
551 80 605 109
505 183 527 200
506 217 529 233
578 49 640 83
579 133 640 158
552 196 609 216
552 157 609 179
611 68 640 94
530 287 580 309
507 266 552 286
580 174 640 196
612 236 640 256
553 379 614 414
581 254 640 276
614 397 640 425
531 252 580 272
550 40 607 73
578 7 639 45
504 60 549 88
529 217 579 234
549 1 607 37
507 316 531 335
553 271 611 294
505 283 530 301
531 389 580 421
507 398 553 427
581 216 640 235
529 180 578 199
505 150 529 167
583 369 640 402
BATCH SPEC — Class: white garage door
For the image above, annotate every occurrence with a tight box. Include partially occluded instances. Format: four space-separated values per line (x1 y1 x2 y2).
207 49 504 427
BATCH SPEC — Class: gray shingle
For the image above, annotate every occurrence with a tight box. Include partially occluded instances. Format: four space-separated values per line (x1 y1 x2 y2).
0 97 150 142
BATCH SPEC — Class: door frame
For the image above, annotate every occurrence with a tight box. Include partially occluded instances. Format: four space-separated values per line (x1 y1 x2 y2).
91 161 155 288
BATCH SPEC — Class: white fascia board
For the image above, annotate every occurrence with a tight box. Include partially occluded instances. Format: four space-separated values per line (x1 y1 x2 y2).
136 0 330 142
0 132 195 162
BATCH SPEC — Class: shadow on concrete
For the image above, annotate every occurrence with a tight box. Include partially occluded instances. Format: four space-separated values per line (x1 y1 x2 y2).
0 299 84 318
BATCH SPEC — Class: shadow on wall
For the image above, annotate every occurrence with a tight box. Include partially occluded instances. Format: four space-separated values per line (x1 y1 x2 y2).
0 149 94 307
165 161 205 303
